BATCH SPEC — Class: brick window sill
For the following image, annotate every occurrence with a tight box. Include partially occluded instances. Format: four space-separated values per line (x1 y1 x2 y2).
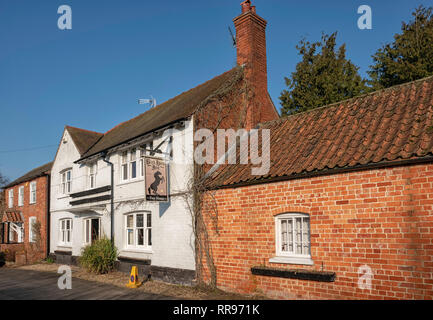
251 266 336 283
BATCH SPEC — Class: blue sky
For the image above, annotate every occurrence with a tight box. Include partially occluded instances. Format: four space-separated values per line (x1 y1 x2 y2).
1 0 432 181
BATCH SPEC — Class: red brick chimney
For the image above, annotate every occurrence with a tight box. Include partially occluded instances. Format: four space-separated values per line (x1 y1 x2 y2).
234 0 278 129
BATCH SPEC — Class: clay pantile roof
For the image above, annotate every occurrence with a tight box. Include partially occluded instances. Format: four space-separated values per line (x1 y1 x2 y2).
79 67 243 161
1 211 24 223
4 162 53 189
208 75 433 188
66 126 103 156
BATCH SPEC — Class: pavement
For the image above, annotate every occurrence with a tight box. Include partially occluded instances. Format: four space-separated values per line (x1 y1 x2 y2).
0 268 173 300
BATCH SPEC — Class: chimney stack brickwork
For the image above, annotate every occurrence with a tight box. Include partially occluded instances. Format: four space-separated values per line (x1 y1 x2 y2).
234 1 278 129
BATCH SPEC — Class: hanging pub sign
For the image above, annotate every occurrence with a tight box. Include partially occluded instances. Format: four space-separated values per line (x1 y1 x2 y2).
144 157 169 202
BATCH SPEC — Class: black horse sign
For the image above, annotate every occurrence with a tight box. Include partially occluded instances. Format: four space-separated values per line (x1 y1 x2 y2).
144 157 168 202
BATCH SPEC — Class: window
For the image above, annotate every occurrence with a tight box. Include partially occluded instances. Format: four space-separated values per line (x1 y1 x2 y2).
61 170 72 194
18 186 24 206
88 163 97 189
8 189 13 208
270 213 313 265
30 181 37 204
130 148 137 179
60 218 72 246
140 142 153 177
84 218 100 244
9 222 24 243
121 148 142 182
121 151 128 181
125 212 152 249
29 217 37 242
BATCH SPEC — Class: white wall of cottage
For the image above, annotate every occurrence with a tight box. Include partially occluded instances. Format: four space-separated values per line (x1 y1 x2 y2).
50 119 196 271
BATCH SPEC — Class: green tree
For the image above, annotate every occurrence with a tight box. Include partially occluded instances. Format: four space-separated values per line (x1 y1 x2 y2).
279 32 369 116
368 6 433 89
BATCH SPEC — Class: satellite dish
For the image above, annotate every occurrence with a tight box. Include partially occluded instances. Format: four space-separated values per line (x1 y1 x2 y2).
138 96 157 108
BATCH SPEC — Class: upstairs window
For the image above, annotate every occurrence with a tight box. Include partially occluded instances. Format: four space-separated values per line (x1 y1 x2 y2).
61 170 72 194
121 151 128 181
140 142 153 177
8 189 13 208
120 148 142 182
88 163 97 189
30 181 37 204
18 186 24 207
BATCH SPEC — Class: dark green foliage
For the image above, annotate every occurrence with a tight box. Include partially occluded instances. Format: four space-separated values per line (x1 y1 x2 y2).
79 238 117 274
279 32 369 116
368 6 433 89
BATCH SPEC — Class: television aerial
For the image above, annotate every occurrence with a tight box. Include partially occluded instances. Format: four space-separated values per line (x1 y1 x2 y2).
228 26 236 48
138 96 157 109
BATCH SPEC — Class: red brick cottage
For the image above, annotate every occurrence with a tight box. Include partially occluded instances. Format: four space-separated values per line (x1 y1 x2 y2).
203 76 433 299
1 162 52 264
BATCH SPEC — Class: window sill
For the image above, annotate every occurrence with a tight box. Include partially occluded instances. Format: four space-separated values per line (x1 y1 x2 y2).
269 256 314 266
117 178 144 187
121 248 153 255
251 266 336 283
57 195 70 200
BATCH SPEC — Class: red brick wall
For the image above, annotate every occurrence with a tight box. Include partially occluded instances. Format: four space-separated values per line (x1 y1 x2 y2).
234 7 279 129
3 175 49 263
202 163 433 299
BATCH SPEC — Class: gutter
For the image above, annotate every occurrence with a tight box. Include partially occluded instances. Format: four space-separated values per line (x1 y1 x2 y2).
102 153 115 242
210 155 433 190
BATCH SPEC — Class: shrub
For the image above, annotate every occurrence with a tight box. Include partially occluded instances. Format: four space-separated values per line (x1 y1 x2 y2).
79 238 117 274
45 256 55 264
0 252 5 268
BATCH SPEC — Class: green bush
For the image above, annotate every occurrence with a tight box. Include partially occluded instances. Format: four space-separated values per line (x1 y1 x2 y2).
0 252 5 268
45 256 55 264
79 238 117 274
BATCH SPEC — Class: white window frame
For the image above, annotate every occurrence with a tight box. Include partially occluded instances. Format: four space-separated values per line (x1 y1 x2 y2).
88 163 97 190
120 148 143 182
8 189 13 208
59 218 72 247
270 213 314 265
29 216 37 243
83 218 101 245
9 222 24 243
124 212 152 250
140 142 153 177
61 169 72 194
29 181 37 204
18 186 24 207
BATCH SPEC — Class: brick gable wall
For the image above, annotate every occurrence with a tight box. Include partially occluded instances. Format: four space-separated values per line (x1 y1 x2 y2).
202 163 433 299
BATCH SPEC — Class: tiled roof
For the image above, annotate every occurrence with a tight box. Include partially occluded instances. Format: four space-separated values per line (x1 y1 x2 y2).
208 75 433 188
1 211 23 223
66 126 103 156
4 162 53 189
79 67 243 160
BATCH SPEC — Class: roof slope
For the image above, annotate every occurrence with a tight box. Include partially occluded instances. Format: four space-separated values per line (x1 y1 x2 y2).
209 75 433 188
80 67 243 160
5 162 53 189
66 126 103 156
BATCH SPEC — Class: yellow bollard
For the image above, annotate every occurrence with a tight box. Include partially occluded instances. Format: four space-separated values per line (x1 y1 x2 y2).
126 266 142 288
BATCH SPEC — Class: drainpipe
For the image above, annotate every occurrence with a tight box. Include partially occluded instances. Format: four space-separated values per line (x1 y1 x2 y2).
46 173 51 259
102 153 115 243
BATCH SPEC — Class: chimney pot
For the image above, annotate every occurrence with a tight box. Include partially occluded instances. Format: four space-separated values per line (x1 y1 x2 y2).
241 0 252 13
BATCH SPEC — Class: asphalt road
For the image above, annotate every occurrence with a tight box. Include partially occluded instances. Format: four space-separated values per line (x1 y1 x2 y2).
0 268 173 300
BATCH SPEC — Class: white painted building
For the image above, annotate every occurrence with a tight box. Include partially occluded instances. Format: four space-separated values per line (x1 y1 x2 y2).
49 68 239 283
